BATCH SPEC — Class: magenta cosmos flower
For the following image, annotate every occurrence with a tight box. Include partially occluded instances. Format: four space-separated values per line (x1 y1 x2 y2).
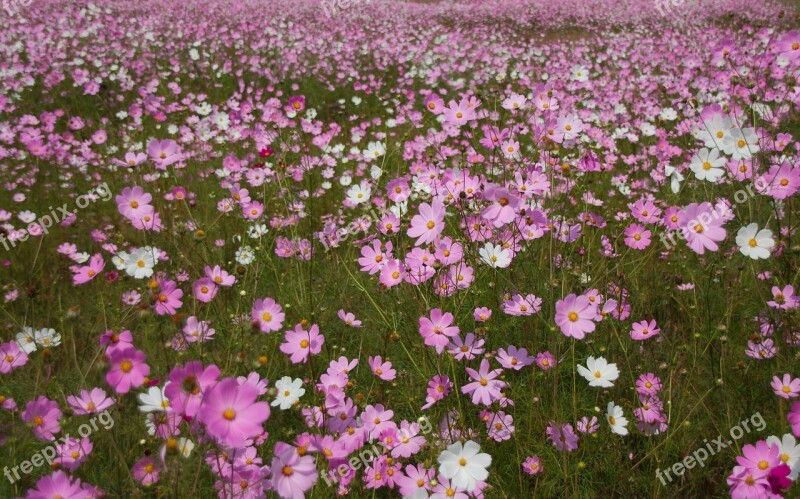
24 471 87 499
269 441 318 499
419 308 459 354
22 396 62 441
153 279 183 316
789 402 800 437
554 293 596 339
105 347 150 394
279 323 324 364
630 319 661 341
198 377 269 448
252 297 285 333
407 199 445 246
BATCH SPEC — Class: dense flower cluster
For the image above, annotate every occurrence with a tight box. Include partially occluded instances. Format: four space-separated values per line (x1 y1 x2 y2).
0 0 799 497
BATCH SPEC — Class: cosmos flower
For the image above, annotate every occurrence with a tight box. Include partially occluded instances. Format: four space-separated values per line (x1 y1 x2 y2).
198 377 269 448
577 356 620 388
554 293 597 339
437 440 492 492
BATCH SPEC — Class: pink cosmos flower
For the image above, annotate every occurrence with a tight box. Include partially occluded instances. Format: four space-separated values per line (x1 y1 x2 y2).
624 223 652 250
358 239 392 274
152 279 182 316
789 402 800 437
767 285 799 310
22 396 62 441
772 374 800 399
546 421 579 452
105 347 150 394
132 457 160 486
482 186 521 228
736 440 780 477
287 95 306 112
424 93 444 114
442 98 476 126
630 319 661 341
72 254 105 285
361 404 395 438
165 361 220 418
66 388 115 415
147 138 183 169
523 456 543 475
554 293 597 339
198 377 269 448
462 359 505 406
473 307 492 322
116 186 154 221
54 437 92 472
204 265 236 286
398 463 434 497
419 308 459 354
379 259 406 287
279 323 324 364
535 351 557 371
337 309 362 327
636 373 662 396
269 441 318 499
407 199 446 246
447 333 485 361
24 471 86 499
760 162 800 200
252 297 285 333
0 340 28 373
369 355 396 381
679 202 727 255
496 346 534 370
423 375 452 410
192 277 218 303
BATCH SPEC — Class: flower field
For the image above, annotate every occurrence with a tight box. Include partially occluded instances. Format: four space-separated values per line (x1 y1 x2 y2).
1 0 800 497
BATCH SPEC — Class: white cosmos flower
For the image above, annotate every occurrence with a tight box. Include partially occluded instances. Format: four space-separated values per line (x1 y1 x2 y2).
577 356 619 388
606 402 629 436
437 440 492 492
34 328 61 348
664 165 684 194
362 141 385 161
16 327 37 354
766 434 800 480
138 385 171 413
689 148 726 183
479 243 511 268
125 248 156 279
235 246 255 265
272 376 305 410
723 127 759 160
735 223 774 260
346 184 371 205
112 251 129 271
